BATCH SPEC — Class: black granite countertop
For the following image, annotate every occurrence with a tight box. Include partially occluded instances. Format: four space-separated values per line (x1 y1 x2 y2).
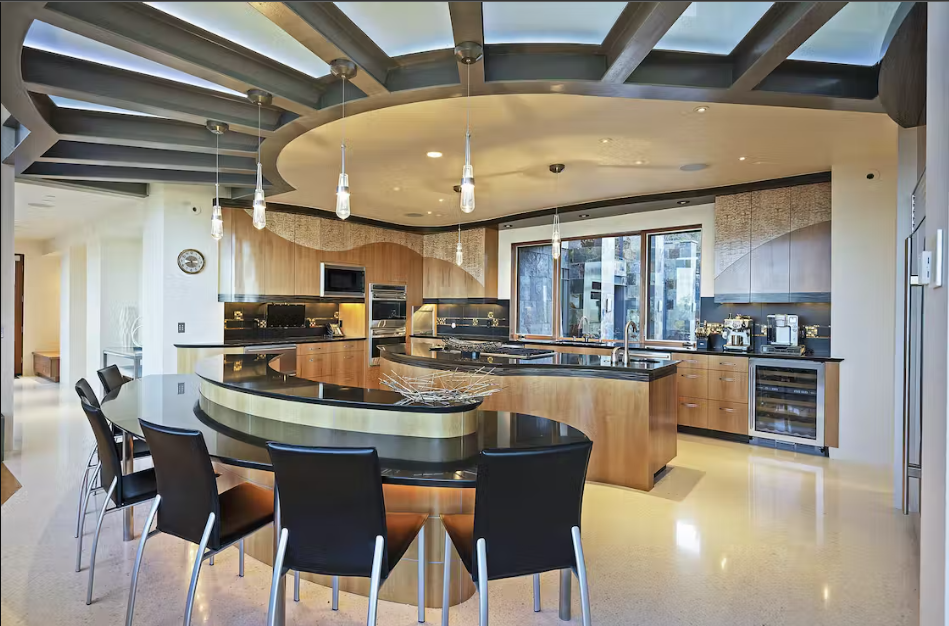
100 374 588 487
384 345 678 382
176 336 366 349
411 334 843 363
195 353 478 413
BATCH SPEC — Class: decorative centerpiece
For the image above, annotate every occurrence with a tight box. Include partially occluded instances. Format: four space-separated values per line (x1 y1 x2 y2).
381 368 502 406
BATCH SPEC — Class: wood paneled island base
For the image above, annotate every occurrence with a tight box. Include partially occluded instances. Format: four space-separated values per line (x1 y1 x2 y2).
382 353 678 492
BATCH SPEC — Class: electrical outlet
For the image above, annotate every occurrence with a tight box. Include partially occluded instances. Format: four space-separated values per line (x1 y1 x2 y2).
177 382 185 395
178 322 185 333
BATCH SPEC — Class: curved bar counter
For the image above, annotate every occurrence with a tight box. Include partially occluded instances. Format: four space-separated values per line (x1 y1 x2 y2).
382 343 680 492
100 354 587 610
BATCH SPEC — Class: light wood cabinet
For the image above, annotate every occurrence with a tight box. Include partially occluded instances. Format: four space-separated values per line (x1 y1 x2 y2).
297 340 366 386
707 400 749 435
676 354 708 370
677 397 708 429
708 355 750 373
708 371 749 403
676 368 708 397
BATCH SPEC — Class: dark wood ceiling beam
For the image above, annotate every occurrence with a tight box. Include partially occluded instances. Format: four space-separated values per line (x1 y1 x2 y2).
37 141 258 174
448 2 485 88
21 162 265 187
250 1 392 96
729 2 848 92
50 108 261 157
601 2 691 83
21 48 282 136
40 2 323 116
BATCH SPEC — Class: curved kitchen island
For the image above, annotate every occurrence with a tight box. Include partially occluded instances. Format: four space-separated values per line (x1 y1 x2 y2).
100 353 588 613
381 343 679 492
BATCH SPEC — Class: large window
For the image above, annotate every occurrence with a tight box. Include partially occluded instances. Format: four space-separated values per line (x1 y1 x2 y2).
515 244 554 336
514 228 701 345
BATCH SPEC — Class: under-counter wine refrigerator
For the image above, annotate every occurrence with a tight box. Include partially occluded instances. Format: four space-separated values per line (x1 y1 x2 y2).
749 358 825 447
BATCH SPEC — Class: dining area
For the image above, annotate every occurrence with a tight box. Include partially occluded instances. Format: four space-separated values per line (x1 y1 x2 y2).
71 355 595 626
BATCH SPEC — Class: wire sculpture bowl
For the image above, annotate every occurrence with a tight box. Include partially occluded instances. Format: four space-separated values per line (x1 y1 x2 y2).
381 368 502 406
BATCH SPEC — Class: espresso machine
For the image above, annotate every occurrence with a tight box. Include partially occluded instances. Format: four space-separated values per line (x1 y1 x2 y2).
761 313 805 355
722 314 754 352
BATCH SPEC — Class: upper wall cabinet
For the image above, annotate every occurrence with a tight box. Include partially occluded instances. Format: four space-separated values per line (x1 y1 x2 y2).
714 182 831 303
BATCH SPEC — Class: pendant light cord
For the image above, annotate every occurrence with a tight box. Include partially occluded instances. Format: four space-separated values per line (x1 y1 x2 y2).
256 102 261 165
465 62 471 164
215 131 219 202
341 77 347 173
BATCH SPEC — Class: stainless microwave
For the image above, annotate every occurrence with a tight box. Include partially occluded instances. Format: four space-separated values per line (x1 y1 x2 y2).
320 263 366 298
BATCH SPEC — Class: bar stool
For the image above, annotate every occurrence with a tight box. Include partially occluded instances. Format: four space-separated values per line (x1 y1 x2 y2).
76 398 158 606
73 379 150 538
441 441 594 626
97 364 132 394
126 420 275 626
265 443 428 626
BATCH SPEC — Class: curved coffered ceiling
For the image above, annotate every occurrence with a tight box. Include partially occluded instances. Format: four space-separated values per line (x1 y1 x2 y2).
1 2 908 226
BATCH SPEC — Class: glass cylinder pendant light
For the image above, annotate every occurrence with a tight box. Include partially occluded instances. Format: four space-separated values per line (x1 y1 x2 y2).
331 59 358 220
454 42 483 214
549 164 565 260
206 120 229 240
246 89 272 230
456 224 464 267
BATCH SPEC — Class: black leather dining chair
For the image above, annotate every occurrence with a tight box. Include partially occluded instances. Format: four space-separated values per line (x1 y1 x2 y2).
126 420 275 626
76 398 158 606
265 443 428 626
73 379 150 539
97 364 132 394
440 440 594 626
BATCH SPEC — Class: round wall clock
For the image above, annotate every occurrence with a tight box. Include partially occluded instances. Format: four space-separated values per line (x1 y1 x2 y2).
177 249 205 274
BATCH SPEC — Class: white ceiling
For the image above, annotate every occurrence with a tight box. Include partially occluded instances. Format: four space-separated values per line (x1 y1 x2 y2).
13 181 143 242
482 2 627 45
335 2 454 57
273 94 897 227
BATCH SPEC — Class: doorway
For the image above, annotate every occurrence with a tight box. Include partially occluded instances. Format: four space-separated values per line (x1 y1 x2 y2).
14 254 23 377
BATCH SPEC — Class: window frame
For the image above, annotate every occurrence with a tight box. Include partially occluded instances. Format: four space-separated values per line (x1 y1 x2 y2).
511 224 702 347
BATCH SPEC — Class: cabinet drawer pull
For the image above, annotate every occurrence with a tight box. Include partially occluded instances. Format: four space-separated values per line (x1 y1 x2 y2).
719 377 736 382
682 403 699 408
719 407 735 413
682 374 700 379
719 362 737 367
685 359 700 364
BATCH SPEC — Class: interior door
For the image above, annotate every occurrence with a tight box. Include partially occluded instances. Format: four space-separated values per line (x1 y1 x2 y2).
14 254 23 377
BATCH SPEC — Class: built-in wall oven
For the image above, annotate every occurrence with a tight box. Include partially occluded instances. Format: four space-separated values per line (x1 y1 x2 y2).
369 284 407 365
749 358 825 447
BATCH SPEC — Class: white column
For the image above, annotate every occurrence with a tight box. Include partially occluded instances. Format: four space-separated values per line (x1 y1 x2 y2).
1 163 14 448
59 245 87 388
141 184 222 376
87 237 143 383
920 3 949 624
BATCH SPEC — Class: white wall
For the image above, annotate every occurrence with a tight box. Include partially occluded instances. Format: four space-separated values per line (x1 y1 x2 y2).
498 203 716 299
830 157 898 467
14 240 60 376
141 184 223 375
1 164 13 434
920 4 949 623
59 245 87 387
87 237 143 378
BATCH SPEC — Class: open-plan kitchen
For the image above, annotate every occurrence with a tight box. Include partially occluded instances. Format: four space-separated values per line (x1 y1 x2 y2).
2 2 946 626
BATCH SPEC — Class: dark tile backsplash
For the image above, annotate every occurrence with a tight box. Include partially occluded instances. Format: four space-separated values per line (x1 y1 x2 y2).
436 302 510 340
699 297 831 356
224 301 341 342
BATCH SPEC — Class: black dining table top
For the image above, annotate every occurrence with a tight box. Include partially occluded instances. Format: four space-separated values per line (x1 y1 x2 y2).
100 374 589 488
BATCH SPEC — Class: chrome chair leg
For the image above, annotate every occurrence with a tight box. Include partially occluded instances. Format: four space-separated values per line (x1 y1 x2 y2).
293 570 300 602
86 477 118 605
126 495 161 626
183 513 215 626
267 528 289 626
209 554 214 566
476 539 488 626
571 527 591 626
332 576 339 610
75 449 96 537
75 462 101 541
417 523 426 623
239 539 245 578
559 569 571 621
441 530 452 626
367 535 385 626
533 573 541 612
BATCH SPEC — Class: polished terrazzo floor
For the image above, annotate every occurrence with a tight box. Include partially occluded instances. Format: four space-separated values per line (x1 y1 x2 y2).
1 377 918 625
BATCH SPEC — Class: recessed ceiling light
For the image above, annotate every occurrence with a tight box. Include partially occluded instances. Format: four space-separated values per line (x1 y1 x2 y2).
438 198 444 202
694 105 709 113
680 163 708 172
634 160 646 166
579 214 589 218
503 224 512 228
435 213 442 217
738 156 747 161
404 212 424 218
427 211 433 215
600 138 612 144
393 186 401 191
426 151 443 158
677 200 690 205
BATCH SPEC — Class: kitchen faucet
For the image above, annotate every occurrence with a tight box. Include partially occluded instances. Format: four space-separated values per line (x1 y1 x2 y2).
622 320 637 366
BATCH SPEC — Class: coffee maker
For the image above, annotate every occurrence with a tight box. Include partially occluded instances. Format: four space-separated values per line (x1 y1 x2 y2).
722 314 754 352
761 313 805 355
